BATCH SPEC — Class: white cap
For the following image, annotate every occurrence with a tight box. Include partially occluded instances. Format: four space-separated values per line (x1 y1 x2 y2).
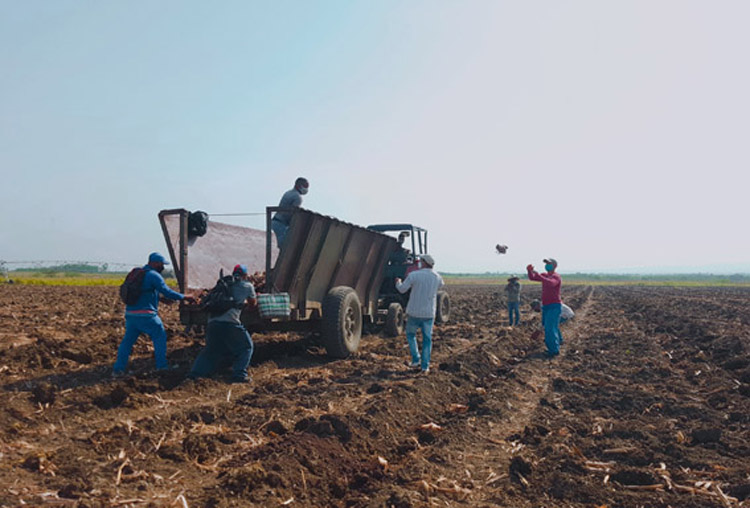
421 254 435 267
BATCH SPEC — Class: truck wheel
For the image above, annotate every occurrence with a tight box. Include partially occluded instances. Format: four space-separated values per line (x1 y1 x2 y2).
436 291 451 324
322 286 362 358
384 302 405 337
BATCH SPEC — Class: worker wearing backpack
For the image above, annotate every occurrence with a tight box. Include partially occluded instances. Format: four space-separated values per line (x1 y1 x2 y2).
188 264 257 383
113 252 195 377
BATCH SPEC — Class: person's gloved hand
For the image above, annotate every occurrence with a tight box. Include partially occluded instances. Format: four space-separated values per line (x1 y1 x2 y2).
183 295 197 304
526 264 534 272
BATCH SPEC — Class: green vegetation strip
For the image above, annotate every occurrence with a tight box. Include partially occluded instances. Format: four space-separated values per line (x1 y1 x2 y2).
4 271 748 288
4 272 177 287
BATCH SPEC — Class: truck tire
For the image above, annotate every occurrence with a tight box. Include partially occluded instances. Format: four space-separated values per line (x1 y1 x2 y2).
384 302 405 337
436 291 450 324
321 286 362 358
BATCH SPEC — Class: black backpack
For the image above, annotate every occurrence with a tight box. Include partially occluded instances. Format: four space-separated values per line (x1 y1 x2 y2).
201 270 244 317
119 268 146 305
188 210 209 238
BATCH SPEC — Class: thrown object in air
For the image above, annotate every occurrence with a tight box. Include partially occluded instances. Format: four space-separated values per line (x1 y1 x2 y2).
495 244 508 254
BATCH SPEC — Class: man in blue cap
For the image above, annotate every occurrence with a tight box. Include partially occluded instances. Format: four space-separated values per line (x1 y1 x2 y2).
188 263 257 383
113 252 195 377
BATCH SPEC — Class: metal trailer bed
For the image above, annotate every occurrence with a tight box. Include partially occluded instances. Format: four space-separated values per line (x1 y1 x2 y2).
159 207 398 357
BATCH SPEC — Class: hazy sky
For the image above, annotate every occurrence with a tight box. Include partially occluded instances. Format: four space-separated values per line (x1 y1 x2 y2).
2 1 748 274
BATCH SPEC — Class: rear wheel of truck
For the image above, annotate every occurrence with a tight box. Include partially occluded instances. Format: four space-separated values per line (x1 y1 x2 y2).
436 291 451 324
322 286 362 358
384 302 405 337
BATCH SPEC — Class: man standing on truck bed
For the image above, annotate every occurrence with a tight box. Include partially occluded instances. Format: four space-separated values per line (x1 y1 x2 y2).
395 254 444 375
113 252 195 377
271 177 309 249
526 258 563 357
188 264 257 383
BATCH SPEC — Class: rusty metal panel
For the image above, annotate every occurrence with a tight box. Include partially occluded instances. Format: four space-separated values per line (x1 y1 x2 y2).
268 211 312 293
287 216 333 310
354 236 384 301
303 221 349 304
364 237 393 315
332 229 373 288
159 210 185 291
269 209 398 318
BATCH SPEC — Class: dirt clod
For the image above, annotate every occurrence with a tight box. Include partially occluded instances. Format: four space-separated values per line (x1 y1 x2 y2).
219 463 267 495
264 419 288 435
31 382 56 404
610 469 659 486
93 386 129 409
509 455 532 479
691 427 722 444
182 434 220 463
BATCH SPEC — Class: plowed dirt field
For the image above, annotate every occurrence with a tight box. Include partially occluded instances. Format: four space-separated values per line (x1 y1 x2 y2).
1 284 748 507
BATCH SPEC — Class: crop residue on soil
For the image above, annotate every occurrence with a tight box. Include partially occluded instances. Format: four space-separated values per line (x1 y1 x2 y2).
0 284 748 507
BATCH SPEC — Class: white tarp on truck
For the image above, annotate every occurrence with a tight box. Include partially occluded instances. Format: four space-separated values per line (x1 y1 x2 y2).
162 214 277 290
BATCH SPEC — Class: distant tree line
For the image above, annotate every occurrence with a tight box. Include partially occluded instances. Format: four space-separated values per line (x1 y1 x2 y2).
563 272 750 283
10 263 175 278
444 272 750 283
13 263 108 274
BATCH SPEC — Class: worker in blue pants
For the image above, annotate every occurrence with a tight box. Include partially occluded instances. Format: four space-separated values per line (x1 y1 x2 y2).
113 252 195 376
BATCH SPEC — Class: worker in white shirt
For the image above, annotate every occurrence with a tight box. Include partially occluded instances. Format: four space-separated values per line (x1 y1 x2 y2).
531 299 574 323
530 299 574 345
395 254 445 375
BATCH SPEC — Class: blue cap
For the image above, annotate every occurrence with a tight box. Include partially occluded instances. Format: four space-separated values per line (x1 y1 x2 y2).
233 264 248 275
148 252 169 265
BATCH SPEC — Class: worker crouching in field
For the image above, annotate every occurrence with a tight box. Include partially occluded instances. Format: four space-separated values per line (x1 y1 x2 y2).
526 258 563 357
531 299 575 324
530 299 574 345
113 252 195 377
505 276 522 326
395 254 445 375
188 264 257 383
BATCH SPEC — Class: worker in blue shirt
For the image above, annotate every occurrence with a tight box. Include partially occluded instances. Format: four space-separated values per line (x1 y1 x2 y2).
113 252 195 377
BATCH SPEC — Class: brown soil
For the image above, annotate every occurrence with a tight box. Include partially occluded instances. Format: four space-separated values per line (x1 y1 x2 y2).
0 284 748 507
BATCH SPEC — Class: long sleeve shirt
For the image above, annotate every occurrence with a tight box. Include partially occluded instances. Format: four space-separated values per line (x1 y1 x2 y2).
527 268 562 306
395 268 445 319
125 265 185 316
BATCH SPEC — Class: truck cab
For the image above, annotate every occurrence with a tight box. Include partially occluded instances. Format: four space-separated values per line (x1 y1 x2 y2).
367 223 450 336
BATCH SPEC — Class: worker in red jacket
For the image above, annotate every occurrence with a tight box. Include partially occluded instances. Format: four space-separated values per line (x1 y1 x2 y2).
526 258 562 357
